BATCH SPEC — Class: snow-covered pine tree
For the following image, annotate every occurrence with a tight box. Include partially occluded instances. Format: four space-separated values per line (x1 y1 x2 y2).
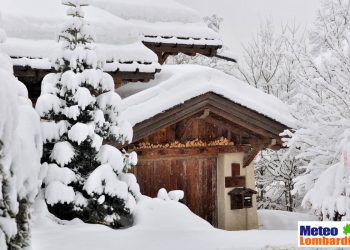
35 0 140 228
0 27 42 249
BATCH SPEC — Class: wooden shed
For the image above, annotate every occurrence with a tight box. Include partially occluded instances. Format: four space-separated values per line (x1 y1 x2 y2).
120 65 294 230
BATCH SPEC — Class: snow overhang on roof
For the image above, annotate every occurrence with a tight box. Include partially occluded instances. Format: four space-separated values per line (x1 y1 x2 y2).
1 38 160 74
0 0 228 68
89 0 224 64
0 0 160 74
120 65 297 130
89 0 221 42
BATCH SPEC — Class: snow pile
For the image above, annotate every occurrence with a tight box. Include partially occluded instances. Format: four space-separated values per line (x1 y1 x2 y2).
157 188 184 202
258 210 317 230
168 190 184 202
120 65 296 128
133 197 212 230
30 197 298 250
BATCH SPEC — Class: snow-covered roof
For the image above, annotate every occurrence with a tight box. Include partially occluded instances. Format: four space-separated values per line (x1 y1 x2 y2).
90 0 222 46
1 38 160 73
0 0 139 44
0 0 160 72
92 0 201 23
0 0 222 71
120 65 296 128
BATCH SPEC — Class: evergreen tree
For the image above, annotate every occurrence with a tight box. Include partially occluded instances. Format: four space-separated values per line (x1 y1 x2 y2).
35 0 140 228
0 27 42 249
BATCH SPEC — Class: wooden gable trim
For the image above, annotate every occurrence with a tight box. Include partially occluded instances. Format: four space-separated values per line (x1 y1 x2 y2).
132 92 289 144
143 42 221 64
206 94 287 134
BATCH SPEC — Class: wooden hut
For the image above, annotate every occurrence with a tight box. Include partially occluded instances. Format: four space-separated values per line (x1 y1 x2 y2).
119 65 294 230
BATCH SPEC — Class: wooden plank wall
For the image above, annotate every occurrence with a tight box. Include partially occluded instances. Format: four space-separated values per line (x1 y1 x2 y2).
136 114 258 146
132 156 218 227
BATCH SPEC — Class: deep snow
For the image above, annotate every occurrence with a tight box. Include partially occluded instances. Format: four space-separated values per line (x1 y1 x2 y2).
258 210 317 230
31 197 307 250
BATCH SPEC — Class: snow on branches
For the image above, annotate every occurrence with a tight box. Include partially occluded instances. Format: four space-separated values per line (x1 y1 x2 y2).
284 0 350 220
0 28 42 249
36 0 140 228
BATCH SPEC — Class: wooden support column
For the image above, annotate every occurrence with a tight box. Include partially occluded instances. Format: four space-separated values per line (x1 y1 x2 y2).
243 139 278 167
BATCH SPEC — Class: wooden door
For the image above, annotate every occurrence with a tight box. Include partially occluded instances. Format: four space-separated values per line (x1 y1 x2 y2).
132 156 218 227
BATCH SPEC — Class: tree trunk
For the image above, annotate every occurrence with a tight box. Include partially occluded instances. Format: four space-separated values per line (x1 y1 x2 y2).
9 199 31 250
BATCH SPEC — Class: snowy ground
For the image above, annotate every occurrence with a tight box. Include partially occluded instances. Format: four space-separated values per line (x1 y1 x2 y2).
258 209 317 230
31 197 315 250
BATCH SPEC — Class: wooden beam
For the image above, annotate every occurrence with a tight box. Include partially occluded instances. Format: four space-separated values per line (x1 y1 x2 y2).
243 139 278 167
214 54 237 63
143 42 222 64
13 64 159 101
134 145 251 160
243 147 260 168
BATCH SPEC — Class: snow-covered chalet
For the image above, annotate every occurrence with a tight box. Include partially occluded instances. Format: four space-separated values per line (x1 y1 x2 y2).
0 0 295 231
